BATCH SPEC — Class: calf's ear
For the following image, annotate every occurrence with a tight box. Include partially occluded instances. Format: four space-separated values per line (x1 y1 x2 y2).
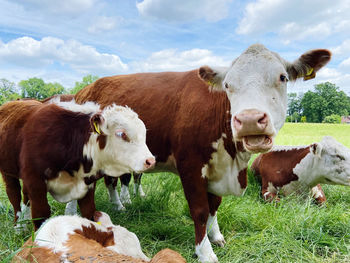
198 66 228 91
90 113 105 135
311 143 323 158
287 49 331 81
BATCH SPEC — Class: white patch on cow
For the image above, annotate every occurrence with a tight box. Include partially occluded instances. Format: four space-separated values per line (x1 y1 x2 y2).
51 98 100 115
311 186 324 199
207 213 225 247
107 184 125 211
195 233 218 263
272 145 308 152
120 184 131 205
267 182 278 195
204 135 251 196
65 200 78 215
14 203 31 232
47 170 91 203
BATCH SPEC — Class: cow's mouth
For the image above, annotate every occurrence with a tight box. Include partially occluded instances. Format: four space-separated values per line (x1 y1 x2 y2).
243 135 273 153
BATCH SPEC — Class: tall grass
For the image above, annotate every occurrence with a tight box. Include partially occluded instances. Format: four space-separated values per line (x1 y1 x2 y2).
1 123 350 262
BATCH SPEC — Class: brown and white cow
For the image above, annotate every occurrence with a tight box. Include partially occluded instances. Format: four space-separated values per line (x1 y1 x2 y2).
0 99 155 230
75 44 331 262
13 212 186 263
251 136 350 204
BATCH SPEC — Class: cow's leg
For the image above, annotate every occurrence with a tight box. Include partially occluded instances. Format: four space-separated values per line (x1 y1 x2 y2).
179 172 218 263
261 181 280 202
1 173 22 224
104 175 125 211
23 178 50 230
207 192 225 247
133 173 145 197
20 185 31 224
78 185 96 221
65 200 78 215
120 173 132 205
311 184 327 205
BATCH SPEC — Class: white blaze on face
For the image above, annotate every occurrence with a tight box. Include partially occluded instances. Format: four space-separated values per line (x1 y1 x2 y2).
94 105 155 176
198 44 331 154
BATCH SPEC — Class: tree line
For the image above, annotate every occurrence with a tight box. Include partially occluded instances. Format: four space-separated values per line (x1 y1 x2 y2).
0 75 98 105
288 82 350 123
1 77 349 123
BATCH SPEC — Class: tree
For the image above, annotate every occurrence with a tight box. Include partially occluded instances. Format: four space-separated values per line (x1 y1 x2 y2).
19 78 66 100
70 75 99 94
0 78 20 105
323 114 341 124
287 92 303 122
300 82 350 123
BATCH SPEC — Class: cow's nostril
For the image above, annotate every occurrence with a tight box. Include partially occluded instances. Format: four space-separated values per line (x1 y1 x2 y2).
145 157 156 168
258 113 267 124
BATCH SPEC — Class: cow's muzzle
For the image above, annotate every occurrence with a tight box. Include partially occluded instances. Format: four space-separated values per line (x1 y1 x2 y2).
233 109 274 153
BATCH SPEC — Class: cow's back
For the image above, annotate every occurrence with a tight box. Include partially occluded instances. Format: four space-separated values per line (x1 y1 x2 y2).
75 70 230 163
0 100 41 176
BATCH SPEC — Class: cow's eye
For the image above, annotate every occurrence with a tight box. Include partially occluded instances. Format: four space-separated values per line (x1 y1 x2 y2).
280 74 288 82
336 154 345 161
225 83 229 89
116 130 130 142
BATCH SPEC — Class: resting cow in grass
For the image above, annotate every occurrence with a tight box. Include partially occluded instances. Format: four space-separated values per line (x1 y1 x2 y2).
13 211 186 263
74 44 331 262
251 136 350 204
0 99 155 230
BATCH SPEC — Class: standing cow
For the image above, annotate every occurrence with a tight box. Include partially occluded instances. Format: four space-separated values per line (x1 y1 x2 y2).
0 99 155 230
251 136 350 204
75 44 331 262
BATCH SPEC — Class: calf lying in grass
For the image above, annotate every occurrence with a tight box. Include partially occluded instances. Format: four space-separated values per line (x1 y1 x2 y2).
0 99 155 230
251 136 350 204
13 212 186 263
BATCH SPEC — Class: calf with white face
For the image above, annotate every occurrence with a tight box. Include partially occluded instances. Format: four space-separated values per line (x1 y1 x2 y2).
0 100 155 230
251 136 350 204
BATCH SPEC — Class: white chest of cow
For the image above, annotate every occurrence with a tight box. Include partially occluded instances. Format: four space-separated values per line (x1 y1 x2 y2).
203 135 251 196
47 170 91 203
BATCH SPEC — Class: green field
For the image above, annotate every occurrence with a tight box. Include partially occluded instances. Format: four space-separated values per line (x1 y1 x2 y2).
1 123 350 262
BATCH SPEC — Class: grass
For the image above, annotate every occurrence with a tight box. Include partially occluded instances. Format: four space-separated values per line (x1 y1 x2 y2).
1 123 350 262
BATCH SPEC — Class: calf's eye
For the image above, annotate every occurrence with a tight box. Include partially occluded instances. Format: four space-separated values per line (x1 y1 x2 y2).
280 74 288 82
116 130 130 142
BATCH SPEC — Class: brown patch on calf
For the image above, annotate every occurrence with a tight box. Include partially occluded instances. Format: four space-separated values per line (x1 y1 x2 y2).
238 168 247 189
150 248 187 263
74 223 115 247
97 134 107 149
252 146 311 200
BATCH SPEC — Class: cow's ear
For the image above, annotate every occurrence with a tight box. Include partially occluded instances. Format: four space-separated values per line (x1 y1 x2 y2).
287 49 331 81
90 113 105 135
311 143 323 157
198 66 228 91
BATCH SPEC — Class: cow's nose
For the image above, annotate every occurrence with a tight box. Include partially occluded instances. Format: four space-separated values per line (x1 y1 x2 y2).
234 109 269 136
144 157 156 169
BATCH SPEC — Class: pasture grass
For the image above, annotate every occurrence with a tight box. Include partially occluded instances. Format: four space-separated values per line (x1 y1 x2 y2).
1 123 350 262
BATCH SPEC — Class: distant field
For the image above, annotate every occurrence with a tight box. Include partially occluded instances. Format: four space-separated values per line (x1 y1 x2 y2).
1 123 350 262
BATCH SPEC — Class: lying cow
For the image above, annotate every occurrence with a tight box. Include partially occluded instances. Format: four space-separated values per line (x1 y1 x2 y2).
13 211 186 263
251 136 350 204
0 99 155 230
45 95 146 212
75 44 331 262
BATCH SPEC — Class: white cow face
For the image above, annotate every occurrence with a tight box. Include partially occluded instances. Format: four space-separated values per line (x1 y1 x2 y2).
312 136 350 186
199 44 331 153
91 105 155 176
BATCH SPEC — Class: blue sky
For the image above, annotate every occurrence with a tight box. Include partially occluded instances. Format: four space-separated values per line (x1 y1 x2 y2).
1 0 350 93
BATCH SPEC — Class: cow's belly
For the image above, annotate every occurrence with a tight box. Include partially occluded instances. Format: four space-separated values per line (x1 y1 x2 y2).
204 137 251 196
47 171 89 203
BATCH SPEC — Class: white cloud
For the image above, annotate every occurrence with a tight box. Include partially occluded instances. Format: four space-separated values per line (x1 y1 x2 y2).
88 16 120 33
131 48 229 72
136 0 232 22
236 0 350 43
0 37 128 75
332 39 350 57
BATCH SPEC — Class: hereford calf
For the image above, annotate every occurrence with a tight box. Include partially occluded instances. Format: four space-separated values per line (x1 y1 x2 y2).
251 136 350 204
0 100 155 230
13 212 186 263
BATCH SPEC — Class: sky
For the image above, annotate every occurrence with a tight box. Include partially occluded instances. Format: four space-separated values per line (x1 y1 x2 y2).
0 0 350 94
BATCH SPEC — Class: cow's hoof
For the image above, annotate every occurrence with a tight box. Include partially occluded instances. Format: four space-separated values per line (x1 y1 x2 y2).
196 239 219 263
212 238 226 247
